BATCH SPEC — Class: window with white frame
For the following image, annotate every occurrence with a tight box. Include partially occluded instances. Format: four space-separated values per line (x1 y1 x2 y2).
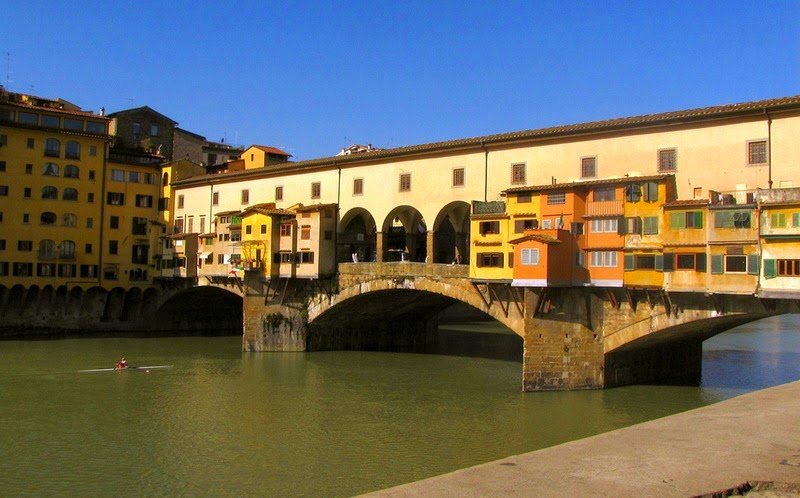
590 218 618 233
590 251 618 267
520 248 540 266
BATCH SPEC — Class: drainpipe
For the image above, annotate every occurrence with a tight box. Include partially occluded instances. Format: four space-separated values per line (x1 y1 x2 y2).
98 139 109 287
765 108 773 189
335 161 340 264
482 140 488 202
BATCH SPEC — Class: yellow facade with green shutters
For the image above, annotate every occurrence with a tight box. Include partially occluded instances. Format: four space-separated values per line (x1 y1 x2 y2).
469 200 513 280
0 92 109 288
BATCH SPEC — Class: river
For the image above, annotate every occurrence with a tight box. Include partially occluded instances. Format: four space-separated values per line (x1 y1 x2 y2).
1 315 798 496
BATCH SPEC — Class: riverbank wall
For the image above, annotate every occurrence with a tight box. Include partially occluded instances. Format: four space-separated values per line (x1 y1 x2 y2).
367 380 800 497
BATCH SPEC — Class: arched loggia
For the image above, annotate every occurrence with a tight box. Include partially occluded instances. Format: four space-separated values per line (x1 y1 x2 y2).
432 201 471 264
381 206 427 262
338 208 378 263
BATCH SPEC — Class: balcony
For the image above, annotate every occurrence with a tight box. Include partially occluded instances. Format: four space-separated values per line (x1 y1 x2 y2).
586 200 624 217
709 189 756 206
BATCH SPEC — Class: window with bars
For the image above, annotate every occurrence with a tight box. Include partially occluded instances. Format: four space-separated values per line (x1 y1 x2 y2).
747 140 767 165
353 178 363 195
547 192 566 205
658 149 677 172
212 192 219 205
452 168 465 187
399 173 411 192
241 189 249 204
275 186 283 201
311 182 321 199
511 163 526 184
581 157 596 178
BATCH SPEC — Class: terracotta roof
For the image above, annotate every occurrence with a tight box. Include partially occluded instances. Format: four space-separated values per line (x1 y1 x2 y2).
663 199 709 207
214 210 241 217
294 203 338 213
508 233 562 245
173 94 800 188
241 204 293 217
175 127 206 140
504 174 674 194
470 213 509 220
106 105 178 124
474 241 503 246
511 213 538 217
198 232 216 238
251 145 291 157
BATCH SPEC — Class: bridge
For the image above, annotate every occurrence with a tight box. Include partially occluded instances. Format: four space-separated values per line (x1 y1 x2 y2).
238 261 799 391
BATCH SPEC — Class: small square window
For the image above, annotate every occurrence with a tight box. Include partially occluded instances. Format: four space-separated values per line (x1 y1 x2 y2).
26 138 34 149
311 182 321 199
511 163 526 184
0 161 6 172
25 164 32 174
581 157 596 178
109 240 118 255
89 146 97 156
747 140 767 165
658 149 677 172
88 170 96 180
452 168 465 187
353 178 363 196
23 187 31 198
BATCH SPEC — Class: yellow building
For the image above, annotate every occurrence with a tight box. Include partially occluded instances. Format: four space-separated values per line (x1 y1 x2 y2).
756 188 800 299
239 203 294 277
469 200 513 281
0 90 109 288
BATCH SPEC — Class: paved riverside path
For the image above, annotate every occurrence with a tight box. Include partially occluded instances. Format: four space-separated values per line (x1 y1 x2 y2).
366 381 800 497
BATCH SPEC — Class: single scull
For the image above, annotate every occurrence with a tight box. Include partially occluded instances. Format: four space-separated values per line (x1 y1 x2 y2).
78 365 173 373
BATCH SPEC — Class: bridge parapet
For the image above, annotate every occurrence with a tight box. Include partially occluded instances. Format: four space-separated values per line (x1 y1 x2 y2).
338 262 469 279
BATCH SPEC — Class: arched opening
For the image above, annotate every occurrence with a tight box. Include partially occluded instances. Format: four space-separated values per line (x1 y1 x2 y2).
382 206 427 262
154 286 242 335
432 201 471 264
338 207 377 262
308 289 521 360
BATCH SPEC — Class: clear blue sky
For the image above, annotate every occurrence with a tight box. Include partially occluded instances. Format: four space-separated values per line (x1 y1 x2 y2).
2 0 798 160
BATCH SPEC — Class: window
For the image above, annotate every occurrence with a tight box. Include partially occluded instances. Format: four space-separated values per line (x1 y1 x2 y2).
158 197 168 211
669 211 703 229
241 189 249 204
593 187 616 202
517 194 532 203
770 213 786 228
511 163 526 184
514 219 538 233
710 253 758 275
89 146 97 157
109 240 118 255
41 115 59 128
642 216 659 235
477 253 503 267
625 217 642 235
520 248 540 266
570 222 584 235
88 170 95 180
128 171 141 183
547 192 566 205
132 122 141 141
13 262 33 277
64 164 79 178
212 192 219 205
43 163 59 176
26 138 34 149
260 224 267 234
87 193 95 203
18 112 37 125
59 241 76 259
63 188 78 201
86 218 93 228
42 186 58 199
280 223 292 236
200 217 206 234
777 259 800 276
245 225 252 235
311 182 321 199
80 265 98 278
24 188 31 198
110 216 120 229
45 138 60 157
275 186 283 201
301 227 311 240
22 213 29 224
590 218 618 233
150 124 159 137
65 141 80 159
479 221 500 235
715 210 751 229
62 213 77 227
0 186 7 196
40 212 57 225
87 121 105 134
625 183 642 202
132 217 147 235
177 194 184 209
643 182 659 202
452 168 465 187
297 252 315 264
111 169 125 182
63 118 83 131
174 219 184 234
725 255 747 273
0 240 5 250
107 192 125 205
135 195 153 208
25 164 32 174
399 173 411 192
748 140 767 165
658 149 676 172
39 263 57 277
635 255 656 270
187 217 194 233
18 240 33 251
590 251 618 267
581 157 596 178
353 178 363 195
0 161 5 172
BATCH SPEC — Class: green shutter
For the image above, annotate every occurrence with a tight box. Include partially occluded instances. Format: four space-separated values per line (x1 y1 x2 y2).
643 216 658 235
655 254 664 271
771 213 786 228
764 259 777 279
662 253 674 272
647 182 659 202
715 211 734 229
624 254 635 271
695 253 707 272
693 211 703 229
747 254 759 275
711 254 724 274
793 212 800 227
670 212 685 229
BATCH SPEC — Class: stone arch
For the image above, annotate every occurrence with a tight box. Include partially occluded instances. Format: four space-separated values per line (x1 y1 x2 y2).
83 286 108 318
101 287 126 322
338 207 378 263
154 286 243 335
381 206 427 262
120 287 143 322
432 201 471 264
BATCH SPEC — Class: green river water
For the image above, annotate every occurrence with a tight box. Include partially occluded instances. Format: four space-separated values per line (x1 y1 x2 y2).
1 315 799 496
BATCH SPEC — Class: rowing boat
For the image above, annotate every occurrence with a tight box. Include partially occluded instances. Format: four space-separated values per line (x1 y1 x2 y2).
78 365 173 373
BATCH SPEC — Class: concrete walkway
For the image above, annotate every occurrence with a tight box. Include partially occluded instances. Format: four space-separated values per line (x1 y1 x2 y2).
366 381 800 497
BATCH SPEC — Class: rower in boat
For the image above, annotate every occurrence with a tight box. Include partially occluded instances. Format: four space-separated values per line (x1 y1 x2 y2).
115 357 128 370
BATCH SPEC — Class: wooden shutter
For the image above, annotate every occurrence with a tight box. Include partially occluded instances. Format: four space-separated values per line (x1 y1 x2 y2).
670 212 685 229
696 253 707 272
763 259 777 279
793 213 800 227
514 220 525 233
647 182 659 202
655 254 664 271
662 253 674 272
624 254 635 271
711 254 724 274
747 254 759 275
643 216 658 235
693 211 703 229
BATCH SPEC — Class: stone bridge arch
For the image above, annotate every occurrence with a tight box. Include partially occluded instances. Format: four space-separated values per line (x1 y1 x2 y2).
153 285 243 335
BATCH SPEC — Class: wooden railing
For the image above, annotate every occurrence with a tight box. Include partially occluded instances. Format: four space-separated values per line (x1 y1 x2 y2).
586 200 624 217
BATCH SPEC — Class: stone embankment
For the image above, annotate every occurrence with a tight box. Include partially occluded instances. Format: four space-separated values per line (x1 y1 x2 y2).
366 380 800 497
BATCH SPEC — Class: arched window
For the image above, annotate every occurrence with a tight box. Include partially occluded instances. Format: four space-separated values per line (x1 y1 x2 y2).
162 172 169 186
40 212 57 225
62 213 77 227
43 163 59 176
59 240 76 259
45 139 60 157
62 188 78 201
42 186 58 199
64 164 79 179
65 141 80 159
39 239 56 260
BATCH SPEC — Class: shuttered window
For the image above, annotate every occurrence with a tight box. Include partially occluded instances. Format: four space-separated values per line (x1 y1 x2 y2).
521 248 539 266
642 216 659 235
771 213 786 228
